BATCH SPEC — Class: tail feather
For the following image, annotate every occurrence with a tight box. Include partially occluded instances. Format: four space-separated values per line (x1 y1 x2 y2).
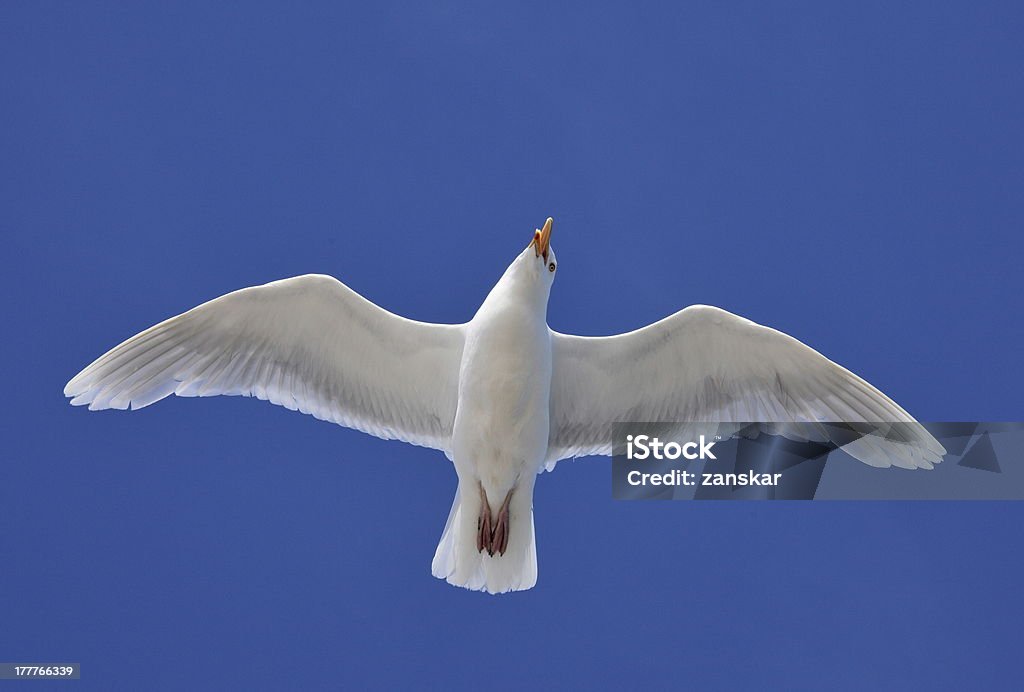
431 482 537 594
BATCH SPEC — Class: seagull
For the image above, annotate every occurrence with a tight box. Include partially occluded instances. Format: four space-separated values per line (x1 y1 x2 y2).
65 218 944 594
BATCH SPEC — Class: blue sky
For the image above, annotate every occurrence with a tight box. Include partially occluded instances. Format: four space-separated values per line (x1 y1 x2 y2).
2 2 1022 689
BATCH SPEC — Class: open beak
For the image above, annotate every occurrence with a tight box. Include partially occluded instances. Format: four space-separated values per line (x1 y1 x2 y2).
531 217 553 261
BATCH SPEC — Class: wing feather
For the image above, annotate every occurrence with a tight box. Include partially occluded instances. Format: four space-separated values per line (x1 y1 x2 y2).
65 274 465 453
548 305 944 469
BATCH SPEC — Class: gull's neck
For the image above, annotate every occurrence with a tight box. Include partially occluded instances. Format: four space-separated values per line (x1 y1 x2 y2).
476 254 551 322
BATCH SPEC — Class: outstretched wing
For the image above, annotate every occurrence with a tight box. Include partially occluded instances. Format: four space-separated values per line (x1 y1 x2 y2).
548 305 944 470
65 274 465 453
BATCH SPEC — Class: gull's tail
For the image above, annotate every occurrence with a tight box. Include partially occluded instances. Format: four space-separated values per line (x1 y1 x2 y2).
431 480 537 594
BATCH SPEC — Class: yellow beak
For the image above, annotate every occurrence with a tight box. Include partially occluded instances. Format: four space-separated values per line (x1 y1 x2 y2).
531 217 553 260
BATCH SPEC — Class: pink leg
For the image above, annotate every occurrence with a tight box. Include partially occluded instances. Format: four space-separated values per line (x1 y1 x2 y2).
491 489 513 557
476 483 493 555
476 484 515 557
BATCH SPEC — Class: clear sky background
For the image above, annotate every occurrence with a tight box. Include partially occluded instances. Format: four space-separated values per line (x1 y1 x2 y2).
3 2 1022 689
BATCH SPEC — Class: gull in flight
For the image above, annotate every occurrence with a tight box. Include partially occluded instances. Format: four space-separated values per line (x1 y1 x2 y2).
65 218 944 594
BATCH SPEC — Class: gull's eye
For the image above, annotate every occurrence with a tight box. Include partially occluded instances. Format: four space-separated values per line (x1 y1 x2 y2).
548 262 556 272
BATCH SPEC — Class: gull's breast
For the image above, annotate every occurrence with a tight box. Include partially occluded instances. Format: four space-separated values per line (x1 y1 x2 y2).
450 310 552 493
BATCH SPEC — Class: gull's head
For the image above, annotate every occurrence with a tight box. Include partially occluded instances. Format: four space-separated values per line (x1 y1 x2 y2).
484 217 559 313
517 216 558 284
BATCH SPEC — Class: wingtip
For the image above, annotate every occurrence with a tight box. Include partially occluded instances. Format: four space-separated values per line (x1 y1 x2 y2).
64 368 91 398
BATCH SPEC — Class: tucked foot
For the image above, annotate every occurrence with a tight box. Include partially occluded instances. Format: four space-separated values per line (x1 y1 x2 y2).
476 484 515 557
476 483 493 555
491 489 513 557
